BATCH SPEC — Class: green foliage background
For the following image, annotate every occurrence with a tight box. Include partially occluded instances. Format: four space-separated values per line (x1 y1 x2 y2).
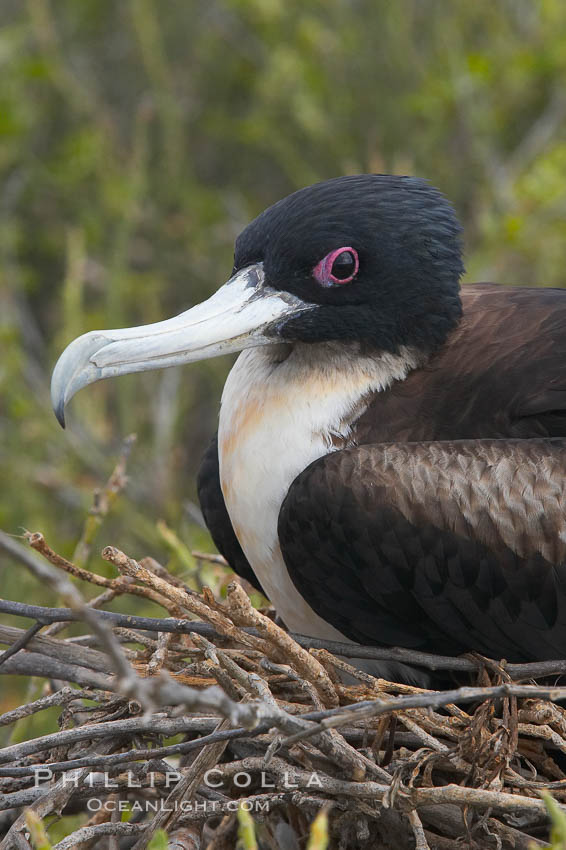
2 0 566 698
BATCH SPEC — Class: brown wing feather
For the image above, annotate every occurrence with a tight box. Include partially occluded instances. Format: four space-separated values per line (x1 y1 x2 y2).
278 439 566 661
378 440 566 564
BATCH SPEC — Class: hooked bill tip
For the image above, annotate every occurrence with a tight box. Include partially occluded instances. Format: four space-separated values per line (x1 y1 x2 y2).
54 400 66 429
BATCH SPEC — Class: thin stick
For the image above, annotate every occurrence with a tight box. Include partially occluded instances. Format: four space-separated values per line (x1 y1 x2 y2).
280 683 566 747
0 622 44 666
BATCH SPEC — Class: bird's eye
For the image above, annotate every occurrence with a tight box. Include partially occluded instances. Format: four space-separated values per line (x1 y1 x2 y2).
331 250 356 280
313 247 359 287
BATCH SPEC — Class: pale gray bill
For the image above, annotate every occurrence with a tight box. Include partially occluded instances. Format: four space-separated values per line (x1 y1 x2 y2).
50 263 306 426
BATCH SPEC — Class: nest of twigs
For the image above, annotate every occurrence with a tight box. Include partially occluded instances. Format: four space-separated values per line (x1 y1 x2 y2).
1 447 566 849
2 536 566 850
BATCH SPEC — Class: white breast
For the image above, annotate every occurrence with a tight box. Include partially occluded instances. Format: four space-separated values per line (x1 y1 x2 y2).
217 342 418 640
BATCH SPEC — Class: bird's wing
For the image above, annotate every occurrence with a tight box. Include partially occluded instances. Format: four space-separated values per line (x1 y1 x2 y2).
197 434 264 594
278 439 566 661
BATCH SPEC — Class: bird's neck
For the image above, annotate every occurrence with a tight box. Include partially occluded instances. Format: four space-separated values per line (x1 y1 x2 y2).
219 342 421 477
217 342 419 635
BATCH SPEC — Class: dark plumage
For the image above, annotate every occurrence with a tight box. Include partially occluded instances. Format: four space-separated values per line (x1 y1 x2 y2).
352 284 566 443
279 439 566 661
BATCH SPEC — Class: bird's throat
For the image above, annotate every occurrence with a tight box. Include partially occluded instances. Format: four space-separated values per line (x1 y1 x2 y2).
217 342 419 636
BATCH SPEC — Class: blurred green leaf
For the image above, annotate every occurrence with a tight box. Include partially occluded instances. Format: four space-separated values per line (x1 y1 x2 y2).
529 791 566 848
147 829 169 850
306 808 329 850
24 810 52 850
237 804 258 850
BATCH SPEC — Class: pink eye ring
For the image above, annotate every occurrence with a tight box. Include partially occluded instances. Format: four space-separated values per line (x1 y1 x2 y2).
312 247 359 286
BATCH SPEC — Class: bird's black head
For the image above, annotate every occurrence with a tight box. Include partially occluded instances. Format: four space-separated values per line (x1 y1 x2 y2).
51 174 465 426
235 174 464 356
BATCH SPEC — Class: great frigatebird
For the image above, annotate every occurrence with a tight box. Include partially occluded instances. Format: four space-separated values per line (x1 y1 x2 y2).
51 174 566 673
